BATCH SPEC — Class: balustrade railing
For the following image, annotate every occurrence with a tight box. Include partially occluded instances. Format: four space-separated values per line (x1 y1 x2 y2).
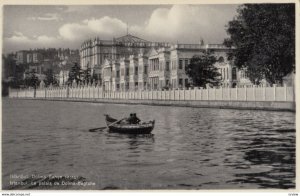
8 85 295 102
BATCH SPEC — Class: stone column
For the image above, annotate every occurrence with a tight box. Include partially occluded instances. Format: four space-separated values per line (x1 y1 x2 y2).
263 85 266 101
244 86 247 101
253 85 256 101
273 84 277 101
214 87 216 100
219 87 222 100
284 84 287 101
207 88 209 100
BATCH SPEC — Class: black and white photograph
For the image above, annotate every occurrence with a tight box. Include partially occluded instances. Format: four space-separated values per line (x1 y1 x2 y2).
1 1 296 192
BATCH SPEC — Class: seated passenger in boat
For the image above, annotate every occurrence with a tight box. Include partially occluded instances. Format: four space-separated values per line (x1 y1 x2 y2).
127 113 141 124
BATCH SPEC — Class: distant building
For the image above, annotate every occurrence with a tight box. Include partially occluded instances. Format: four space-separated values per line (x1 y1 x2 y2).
28 64 42 74
26 53 33 63
103 44 240 91
80 34 170 81
57 48 79 61
33 52 43 63
88 34 241 91
16 51 28 64
23 69 45 81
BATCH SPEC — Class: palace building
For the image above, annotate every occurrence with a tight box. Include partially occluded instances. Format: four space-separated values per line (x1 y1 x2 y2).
80 34 252 91
80 34 169 76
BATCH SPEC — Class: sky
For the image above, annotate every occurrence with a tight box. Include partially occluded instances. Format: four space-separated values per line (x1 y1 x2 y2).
3 4 239 53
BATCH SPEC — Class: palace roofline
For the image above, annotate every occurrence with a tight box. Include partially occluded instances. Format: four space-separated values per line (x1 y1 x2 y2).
80 34 234 51
81 34 169 45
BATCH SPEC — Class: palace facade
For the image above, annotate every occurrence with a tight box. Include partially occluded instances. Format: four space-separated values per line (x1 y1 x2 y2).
80 34 252 91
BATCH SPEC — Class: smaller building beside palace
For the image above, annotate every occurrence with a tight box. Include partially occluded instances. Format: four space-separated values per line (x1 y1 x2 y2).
80 34 254 91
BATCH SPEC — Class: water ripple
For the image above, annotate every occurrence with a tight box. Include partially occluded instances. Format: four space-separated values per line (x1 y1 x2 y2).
2 99 295 189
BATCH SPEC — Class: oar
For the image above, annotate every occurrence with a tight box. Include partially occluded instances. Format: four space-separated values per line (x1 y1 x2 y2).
107 118 126 127
89 127 106 132
89 118 125 132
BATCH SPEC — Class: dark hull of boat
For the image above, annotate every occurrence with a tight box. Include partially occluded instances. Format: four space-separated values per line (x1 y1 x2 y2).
104 115 155 134
108 126 154 134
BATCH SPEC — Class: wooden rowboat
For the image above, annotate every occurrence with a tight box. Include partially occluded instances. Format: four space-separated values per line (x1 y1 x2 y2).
104 114 155 134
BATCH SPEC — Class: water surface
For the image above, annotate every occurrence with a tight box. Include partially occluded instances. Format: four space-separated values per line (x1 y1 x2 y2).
2 99 295 189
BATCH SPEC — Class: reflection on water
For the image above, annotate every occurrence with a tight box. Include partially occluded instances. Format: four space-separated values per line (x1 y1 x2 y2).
2 99 295 189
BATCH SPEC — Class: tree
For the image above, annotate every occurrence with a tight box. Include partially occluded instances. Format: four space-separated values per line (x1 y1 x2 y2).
68 63 82 85
185 53 221 88
2 53 16 80
2 54 27 88
224 4 295 85
44 69 58 87
83 66 91 85
24 70 40 89
91 73 99 85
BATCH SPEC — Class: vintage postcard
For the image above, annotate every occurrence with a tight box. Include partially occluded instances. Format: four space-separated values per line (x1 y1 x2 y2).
1 0 297 194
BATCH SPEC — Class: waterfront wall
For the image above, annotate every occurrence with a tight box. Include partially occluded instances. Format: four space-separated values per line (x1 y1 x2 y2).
9 85 295 103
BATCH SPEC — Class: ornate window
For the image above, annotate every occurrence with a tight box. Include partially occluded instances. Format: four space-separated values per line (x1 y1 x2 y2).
166 62 170 71
179 59 183 69
185 79 189 87
232 68 237 80
179 78 183 86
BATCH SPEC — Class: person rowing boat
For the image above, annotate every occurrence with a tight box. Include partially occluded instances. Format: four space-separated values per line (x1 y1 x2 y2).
104 114 155 134
126 113 141 124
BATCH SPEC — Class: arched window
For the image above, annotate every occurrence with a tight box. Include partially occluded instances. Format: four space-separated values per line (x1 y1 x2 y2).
218 56 224 63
